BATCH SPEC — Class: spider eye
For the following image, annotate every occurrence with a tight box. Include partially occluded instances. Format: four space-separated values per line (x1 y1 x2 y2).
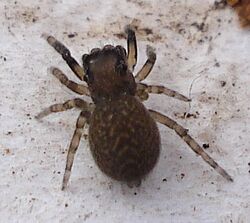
115 45 127 58
116 61 128 76
82 54 89 68
84 68 94 84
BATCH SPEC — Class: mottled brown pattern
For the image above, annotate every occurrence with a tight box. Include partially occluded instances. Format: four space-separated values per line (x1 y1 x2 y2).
89 95 160 182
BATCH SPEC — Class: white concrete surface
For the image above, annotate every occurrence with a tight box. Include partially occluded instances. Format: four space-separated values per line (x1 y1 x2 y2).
0 0 249 222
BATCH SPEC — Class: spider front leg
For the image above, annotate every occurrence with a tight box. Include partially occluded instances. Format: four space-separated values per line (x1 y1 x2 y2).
42 34 85 81
149 109 233 182
62 110 90 190
35 98 92 119
125 26 137 72
135 45 191 102
135 45 156 82
50 67 90 96
136 83 191 102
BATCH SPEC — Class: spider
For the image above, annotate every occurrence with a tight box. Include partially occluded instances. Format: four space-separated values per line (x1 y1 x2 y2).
36 26 233 190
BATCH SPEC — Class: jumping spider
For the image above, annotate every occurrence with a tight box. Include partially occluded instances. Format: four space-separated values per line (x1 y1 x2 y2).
36 26 233 190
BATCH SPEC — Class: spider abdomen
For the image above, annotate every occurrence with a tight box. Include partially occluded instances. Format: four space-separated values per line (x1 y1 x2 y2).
89 95 160 183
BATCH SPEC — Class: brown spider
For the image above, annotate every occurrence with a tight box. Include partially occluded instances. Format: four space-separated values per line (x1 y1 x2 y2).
36 26 233 190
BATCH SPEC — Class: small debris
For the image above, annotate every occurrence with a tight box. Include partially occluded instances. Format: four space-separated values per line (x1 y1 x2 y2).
162 178 167 182
175 112 199 119
6 131 12 136
65 203 68 207
114 32 126 39
4 149 11 155
202 143 210 149
141 28 153 35
186 113 197 118
180 173 185 179
214 0 227 9
191 22 206 32
214 62 220 67
220 81 226 87
68 33 76 38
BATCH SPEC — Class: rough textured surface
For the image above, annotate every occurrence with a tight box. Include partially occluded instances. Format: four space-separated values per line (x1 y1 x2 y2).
0 0 249 222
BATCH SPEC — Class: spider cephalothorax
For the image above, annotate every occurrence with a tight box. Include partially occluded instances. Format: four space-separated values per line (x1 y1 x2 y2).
82 45 136 103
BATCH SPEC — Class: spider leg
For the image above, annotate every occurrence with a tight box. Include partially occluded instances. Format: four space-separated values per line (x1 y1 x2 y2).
62 110 90 190
149 109 233 182
50 67 90 96
135 45 156 82
125 26 137 72
135 45 190 102
42 33 85 81
35 98 93 119
136 83 191 102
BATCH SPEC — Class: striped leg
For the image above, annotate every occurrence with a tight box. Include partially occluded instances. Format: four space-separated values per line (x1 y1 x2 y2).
42 34 85 81
35 98 92 119
134 43 190 102
135 45 156 82
149 109 233 182
136 83 191 102
125 26 137 72
62 111 90 190
50 67 90 96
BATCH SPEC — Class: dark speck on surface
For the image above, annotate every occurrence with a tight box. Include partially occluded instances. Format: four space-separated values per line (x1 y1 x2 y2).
180 173 185 179
220 81 226 87
202 143 210 149
142 28 153 35
214 62 220 67
68 33 76 38
214 0 227 9
191 22 206 32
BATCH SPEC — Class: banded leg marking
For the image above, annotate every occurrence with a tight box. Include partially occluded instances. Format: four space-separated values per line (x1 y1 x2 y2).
149 109 233 182
42 33 85 80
